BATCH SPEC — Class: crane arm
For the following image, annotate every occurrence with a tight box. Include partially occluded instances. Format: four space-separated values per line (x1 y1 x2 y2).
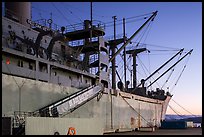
109 11 158 63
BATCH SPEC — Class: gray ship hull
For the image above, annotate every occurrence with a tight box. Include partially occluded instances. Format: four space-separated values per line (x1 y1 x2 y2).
2 73 171 134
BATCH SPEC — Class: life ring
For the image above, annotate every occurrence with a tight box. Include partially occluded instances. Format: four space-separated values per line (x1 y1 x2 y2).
67 127 76 135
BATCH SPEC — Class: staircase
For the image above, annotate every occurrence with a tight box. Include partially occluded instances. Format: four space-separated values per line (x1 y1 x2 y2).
33 84 103 117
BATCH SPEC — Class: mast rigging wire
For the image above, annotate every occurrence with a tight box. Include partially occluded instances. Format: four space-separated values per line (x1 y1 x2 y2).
171 99 198 117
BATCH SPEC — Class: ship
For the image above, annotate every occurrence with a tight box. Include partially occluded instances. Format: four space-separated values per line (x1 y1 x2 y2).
2 2 193 135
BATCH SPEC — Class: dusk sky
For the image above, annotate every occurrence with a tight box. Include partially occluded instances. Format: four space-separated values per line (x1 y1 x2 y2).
4 2 202 115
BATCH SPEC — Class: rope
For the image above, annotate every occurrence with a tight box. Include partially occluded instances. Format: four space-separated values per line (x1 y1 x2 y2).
171 98 197 117
137 56 161 89
161 52 182 89
112 17 155 87
120 94 155 127
168 104 184 119
51 2 76 30
170 53 191 93
60 2 83 23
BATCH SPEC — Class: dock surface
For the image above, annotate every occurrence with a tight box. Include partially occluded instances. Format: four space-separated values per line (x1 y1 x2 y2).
104 128 202 135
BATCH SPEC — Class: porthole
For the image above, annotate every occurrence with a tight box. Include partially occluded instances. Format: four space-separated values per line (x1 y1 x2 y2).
8 25 11 29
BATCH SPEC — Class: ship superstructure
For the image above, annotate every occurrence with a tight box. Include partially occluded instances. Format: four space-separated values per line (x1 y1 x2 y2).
2 2 192 135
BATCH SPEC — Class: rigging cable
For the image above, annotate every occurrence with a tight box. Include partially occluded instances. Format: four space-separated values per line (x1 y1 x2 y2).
137 20 152 44
60 2 83 23
171 98 198 117
120 94 155 127
161 51 182 89
51 2 76 30
115 22 153 87
105 17 150 28
168 104 184 119
137 56 161 89
170 51 191 93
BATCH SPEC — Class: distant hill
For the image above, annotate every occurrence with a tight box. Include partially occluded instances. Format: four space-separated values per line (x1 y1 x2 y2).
182 117 202 123
165 114 202 123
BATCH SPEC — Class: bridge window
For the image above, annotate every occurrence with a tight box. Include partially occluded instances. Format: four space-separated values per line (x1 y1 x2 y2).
54 72 57 76
17 60 23 67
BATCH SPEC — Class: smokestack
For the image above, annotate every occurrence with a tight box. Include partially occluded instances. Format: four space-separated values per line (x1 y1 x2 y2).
5 2 31 27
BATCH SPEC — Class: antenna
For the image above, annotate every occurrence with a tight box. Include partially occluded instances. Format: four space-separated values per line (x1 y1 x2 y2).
90 1 92 26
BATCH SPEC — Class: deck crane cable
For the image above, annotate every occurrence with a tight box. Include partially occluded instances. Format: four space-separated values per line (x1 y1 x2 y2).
120 95 155 127
143 21 154 89
161 52 182 89
115 45 147 87
117 52 141 84
138 49 182 89
130 19 151 76
171 98 198 117
147 49 152 90
145 49 192 89
124 17 152 52
104 12 152 25
115 45 146 84
143 43 181 50
137 20 152 44
137 56 161 89
64 2 112 19
60 2 83 23
143 20 154 45
105 13 152 28
128 42 181 89
143 21 153 89
118 56 145 83
126 43 182 89
105 11 158 88
168 104 184 119
130 19 159 87
51 2 76 30
170 52 191 93
115 18 154 85
105 17 150 28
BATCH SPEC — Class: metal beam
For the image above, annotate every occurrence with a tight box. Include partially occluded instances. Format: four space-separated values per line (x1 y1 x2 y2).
109 11 158 63
137 48 184 87
112 16 117 89
123 18 127 90
147 49 193 88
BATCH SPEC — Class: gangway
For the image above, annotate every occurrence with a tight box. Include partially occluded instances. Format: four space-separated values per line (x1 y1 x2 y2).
33 84 103 117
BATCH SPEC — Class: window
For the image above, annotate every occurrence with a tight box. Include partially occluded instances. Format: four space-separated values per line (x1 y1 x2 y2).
17 60 23 67
29 62 33 70
54 72 57 76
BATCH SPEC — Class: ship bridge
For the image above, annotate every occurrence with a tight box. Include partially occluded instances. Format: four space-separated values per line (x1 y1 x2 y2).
31 19 105 41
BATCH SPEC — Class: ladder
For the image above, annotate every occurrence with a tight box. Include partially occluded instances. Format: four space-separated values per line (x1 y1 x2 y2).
33 84 103 117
